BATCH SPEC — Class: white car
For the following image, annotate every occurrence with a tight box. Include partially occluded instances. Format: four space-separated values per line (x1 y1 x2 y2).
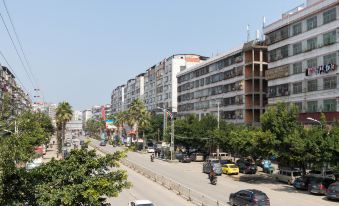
147 147 155 153
129 200 154 206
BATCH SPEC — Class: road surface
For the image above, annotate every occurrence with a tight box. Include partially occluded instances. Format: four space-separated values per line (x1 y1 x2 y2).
86 137 339 206
91 142 194 206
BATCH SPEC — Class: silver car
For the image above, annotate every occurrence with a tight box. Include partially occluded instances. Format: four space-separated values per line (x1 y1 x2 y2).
202 159 222 175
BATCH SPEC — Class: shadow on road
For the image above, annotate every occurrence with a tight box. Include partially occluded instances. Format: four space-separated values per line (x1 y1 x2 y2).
271 185 309 194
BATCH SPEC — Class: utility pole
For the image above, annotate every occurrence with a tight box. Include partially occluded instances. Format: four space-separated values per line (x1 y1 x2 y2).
170 114 174 161
216 101 220 158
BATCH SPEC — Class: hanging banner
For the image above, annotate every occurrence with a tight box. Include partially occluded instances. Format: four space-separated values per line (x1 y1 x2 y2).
306 63 336 76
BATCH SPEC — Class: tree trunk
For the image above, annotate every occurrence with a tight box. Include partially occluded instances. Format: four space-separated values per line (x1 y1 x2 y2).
143 131 146 151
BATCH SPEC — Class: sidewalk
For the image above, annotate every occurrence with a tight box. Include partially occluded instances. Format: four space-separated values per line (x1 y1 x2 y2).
42 136 60 163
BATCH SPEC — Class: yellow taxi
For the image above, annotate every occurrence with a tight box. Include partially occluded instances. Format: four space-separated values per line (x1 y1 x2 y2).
222 164 239 175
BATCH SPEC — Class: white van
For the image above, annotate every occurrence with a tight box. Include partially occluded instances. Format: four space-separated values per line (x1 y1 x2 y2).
211 152 230 160
276 169 302 185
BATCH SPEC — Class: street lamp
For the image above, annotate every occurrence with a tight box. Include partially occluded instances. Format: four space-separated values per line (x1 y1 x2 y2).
213 100 221 157
157 106 174 161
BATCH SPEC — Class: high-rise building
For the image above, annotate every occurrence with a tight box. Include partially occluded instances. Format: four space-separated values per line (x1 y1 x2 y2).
177 41 268 124
0 66 31 114
82 109 92 128
111 54 207 114
111 85 125 114
264 0 339 123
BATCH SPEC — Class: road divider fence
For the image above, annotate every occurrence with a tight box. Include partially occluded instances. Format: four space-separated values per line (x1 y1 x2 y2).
89 141 227 206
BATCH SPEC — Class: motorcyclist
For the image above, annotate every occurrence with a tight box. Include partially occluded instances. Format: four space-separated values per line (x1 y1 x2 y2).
209 168 216 181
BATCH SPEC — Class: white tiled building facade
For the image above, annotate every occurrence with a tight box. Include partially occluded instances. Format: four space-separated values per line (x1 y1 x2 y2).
177 41 268 124
264 0 339 122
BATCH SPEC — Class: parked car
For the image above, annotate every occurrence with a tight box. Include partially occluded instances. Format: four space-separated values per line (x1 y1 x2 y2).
229 189 270 206
128 200 154 206
309 170 335 179
326 182 339 200
181 155 192 163
308 177 336 195
202 159 222 175
211 152 230 160
190 152 204 162
99 141 107 146
222 164 239 175
237 162 257 174
220 159 234 165
293 176 313 190
275 168 301 185
146 147 155 153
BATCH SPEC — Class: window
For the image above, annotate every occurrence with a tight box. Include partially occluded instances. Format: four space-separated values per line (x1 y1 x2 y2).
323 53 337 65
280 45 289 58
323 76 337 90
323 8 336 24
307 16 317 30
323 99 337 112
307 58 317 68
292 23 302 36
307 101 318 112
308 79 318 92
294 102 303 112
293 62 302 74
293 82 302 94
307 37 317 51
293 42 302 55
323 31 336 45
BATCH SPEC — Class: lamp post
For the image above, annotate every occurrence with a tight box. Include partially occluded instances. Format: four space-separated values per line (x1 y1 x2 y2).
306 117 326 176
213 100 220 157
157 106 174 161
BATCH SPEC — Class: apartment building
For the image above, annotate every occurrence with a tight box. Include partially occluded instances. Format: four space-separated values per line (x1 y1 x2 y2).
82 109 92 129
264 0 339 122
144 66 156 111
177 41 267 124
111 85 125 114
0 66 31 114
111 54 206 114
123 73 145 111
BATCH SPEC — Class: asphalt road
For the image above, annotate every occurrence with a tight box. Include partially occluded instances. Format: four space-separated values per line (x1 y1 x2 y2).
89 141 193 206
86 137 339 206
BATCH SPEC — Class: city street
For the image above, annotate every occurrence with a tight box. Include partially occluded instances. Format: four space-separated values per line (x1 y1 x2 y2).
91 142 194 206
86 137 339 206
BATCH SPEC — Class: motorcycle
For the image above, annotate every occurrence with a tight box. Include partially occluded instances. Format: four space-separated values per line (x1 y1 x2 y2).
150 155 154 162
210 176 217 185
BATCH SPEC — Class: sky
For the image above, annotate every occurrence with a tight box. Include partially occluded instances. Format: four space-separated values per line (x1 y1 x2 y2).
0 0 305 110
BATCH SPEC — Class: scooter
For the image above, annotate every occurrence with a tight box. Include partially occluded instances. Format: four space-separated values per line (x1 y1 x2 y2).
210 176 217 185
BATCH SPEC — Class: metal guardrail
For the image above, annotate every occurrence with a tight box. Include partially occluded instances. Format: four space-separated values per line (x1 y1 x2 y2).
90 141 228 206
121 158 228 206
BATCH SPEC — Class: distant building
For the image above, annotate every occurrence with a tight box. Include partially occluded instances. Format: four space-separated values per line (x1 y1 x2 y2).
72 110 82 121
91 105 101 120
111 54 207 114
82 109 92 128
264 0 339 123
0 66 31 114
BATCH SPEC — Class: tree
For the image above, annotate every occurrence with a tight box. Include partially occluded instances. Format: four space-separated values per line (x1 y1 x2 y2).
127 99 150 143
85 119 101 137
56 102 73 153
0 148 131 206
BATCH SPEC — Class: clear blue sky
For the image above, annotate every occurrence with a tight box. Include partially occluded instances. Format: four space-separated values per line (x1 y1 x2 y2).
0 0 305 110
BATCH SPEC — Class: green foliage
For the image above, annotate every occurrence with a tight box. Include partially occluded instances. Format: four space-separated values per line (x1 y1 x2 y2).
0 149 131 206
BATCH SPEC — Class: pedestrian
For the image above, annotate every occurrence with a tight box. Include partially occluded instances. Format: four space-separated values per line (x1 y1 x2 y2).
53 140 55 145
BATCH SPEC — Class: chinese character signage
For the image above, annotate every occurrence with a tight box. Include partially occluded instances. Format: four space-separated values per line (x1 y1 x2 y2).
306 63 336 76
266 65 289 80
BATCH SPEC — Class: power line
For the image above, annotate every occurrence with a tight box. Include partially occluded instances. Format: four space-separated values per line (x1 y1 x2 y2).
0 10 37 90
0 50 32 98
2 0 44 102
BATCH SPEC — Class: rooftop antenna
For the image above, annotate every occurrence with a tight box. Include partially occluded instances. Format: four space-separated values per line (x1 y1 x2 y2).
262 16 266 41
247 24 250 42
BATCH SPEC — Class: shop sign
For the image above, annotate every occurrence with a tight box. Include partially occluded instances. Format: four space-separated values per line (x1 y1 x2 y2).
265 65 289 80
306 63 336 76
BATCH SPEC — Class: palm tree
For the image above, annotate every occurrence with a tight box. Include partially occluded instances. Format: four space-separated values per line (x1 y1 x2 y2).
56 101 73 154
128 99 150 146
